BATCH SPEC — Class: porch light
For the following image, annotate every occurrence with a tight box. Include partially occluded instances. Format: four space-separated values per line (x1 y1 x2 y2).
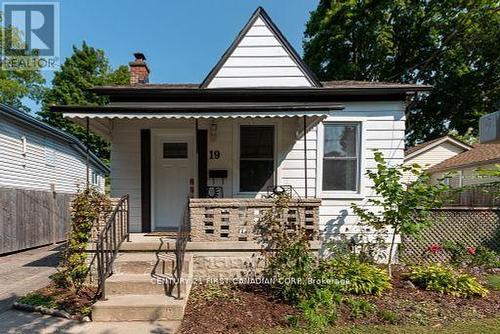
210 122 218 139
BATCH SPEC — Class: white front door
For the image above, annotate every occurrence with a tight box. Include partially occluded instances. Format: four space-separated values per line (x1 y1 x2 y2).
152 132 194 231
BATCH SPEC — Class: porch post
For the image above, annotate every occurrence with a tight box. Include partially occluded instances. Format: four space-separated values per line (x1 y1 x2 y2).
86 117 90 189
303 115 308 198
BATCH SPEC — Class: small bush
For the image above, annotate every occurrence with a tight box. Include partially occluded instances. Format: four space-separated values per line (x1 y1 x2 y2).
343 297 376 319
377 309 399 324
256 192 316 302
443 241 500 269
486 274 500 291
315 257 391 295
297 288 341 329
409 264 488 298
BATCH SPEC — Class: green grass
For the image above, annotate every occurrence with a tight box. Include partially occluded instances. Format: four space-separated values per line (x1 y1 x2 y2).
257 317 500 334
485 274 500 291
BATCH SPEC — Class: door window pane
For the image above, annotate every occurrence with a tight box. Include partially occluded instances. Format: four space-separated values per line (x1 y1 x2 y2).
240 126 274 192
322 124 359 191
163 143 188 159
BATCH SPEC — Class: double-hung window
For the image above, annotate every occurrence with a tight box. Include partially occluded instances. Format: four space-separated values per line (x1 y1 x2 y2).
239 125 274 192
322 123 360 192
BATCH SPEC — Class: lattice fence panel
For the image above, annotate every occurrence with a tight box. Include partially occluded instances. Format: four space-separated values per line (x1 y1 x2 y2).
400 208 500 264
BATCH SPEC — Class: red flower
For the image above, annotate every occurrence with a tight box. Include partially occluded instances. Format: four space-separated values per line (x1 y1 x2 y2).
467 247 476 255
428 243 442 254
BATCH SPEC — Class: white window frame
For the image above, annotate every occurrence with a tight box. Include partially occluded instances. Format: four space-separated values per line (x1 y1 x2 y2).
233 119 279 197
317 118 365 199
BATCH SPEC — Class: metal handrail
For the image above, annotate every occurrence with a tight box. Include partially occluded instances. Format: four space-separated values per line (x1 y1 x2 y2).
174 200 190 299
96 194 130 300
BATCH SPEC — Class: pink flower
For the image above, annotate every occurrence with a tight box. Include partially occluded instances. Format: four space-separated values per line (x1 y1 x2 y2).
467 247 476 255
428 243 442 254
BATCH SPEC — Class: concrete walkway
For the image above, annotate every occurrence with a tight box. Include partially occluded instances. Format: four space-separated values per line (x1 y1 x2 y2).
0 310 180 334
0 244 63 313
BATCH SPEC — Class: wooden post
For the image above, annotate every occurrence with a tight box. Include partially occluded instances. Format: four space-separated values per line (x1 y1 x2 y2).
303 115 308 198
50 184 56 244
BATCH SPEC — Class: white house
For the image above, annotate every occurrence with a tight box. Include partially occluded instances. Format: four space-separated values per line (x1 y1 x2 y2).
55 7 429 238
0 103 108 193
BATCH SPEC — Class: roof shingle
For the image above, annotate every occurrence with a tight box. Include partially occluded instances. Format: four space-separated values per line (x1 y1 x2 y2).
428 143 500 172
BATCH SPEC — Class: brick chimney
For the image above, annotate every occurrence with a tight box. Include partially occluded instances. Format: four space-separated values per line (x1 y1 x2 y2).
129 52 150 84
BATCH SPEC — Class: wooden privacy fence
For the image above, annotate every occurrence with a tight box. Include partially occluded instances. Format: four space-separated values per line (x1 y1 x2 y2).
444 183 500 207
0 187 73 254
400 207 500 263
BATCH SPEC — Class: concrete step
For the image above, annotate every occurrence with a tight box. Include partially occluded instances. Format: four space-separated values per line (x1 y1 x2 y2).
92 295 186 321
105 273 189 296
112 252 190 275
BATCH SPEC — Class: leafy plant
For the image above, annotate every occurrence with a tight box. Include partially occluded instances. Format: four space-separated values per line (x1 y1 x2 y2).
377 309 399 324
486 274 500 291
352 151 450 276
343 297 375 319
297 288 341 330
315 257 391 296
409 264 488 298
443 241 500 269
52 187 111 291
18 293 58 309
256 192 316 302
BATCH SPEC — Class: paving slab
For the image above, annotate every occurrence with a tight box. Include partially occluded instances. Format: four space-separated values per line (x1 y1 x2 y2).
0 310 180 334
0 244 63 313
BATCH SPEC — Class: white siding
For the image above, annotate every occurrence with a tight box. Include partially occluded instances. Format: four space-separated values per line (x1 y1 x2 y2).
111 101 406 237
0 114 105 193
206 16 314 88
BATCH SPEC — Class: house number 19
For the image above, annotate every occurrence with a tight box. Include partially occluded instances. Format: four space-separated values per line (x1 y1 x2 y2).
209 150 220 159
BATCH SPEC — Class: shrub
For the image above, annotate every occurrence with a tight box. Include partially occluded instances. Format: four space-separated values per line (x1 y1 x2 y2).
52 187 111 290
256 192 316 302
343 297 376 319
409 264 488 298
315 257 391 295
443 241 500 269
297 288 341 329
377 309 399 324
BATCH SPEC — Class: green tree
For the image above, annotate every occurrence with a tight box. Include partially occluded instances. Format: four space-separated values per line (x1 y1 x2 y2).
38 42 129 162
304 1 500 145
351 151 449 276
0 19 45 110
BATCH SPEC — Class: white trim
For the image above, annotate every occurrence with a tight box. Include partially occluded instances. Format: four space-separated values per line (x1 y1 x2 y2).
316 117 366 199
405 136 472 161
232 119 280 197
150 128 195 231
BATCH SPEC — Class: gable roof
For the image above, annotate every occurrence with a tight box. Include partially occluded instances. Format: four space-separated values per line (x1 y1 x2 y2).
200 7 321 88
428 143 500 173
0 103 109 174
405 136 472 160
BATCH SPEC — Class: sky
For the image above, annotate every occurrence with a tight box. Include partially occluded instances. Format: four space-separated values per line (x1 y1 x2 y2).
15 0 319 113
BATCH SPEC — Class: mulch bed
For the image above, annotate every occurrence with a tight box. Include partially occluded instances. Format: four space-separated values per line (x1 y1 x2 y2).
180 285 299 334
179 271 500 334
20 282 96 320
